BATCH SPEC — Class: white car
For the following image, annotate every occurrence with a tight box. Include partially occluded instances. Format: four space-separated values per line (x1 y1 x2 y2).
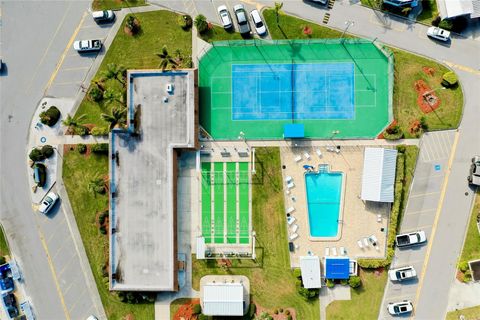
250 10 266 36
388 300 413 315
73 39 102 53
388 266 417 281
92 10 115 23
217 5 232 29
427 27 451 42
38 192 59 214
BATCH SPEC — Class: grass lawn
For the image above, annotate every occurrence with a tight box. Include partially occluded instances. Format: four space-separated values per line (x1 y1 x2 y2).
459 192 480 263
0 224 10 258
75 10 192 127
327 269 388 320
263 9 344 39
192 148 319 319
446 305 480 320
63 147 154 320
91 0 146 11
416 0 439 25
199 25 243 42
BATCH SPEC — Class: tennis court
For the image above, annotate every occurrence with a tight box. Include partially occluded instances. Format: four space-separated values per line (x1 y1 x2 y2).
201 162 251 245
199 39 393 139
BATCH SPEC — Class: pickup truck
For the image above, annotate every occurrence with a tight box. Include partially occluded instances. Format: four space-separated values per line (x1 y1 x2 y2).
396 230 427 247
468 156 480 186
73 39 102 53
388 266 417 281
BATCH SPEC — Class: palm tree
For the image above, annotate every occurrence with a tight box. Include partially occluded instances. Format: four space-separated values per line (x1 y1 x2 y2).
102 63 126 86
62 114 86 132
87 176 106 196
156 46 178 71
274 2 283 26
103 88 123 106
194 14 208 34
101 106 127 129
91 78 106 92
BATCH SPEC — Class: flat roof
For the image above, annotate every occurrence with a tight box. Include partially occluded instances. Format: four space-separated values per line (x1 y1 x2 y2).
202 283 244 316
361 147 397 203
109 70 197 291
437 0 479 18
299 256 322 289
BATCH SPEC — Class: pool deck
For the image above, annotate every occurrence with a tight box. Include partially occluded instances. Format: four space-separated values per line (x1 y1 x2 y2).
279 145 391 267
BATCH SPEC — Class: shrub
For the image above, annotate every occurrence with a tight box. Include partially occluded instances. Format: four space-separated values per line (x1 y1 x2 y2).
99 225 107 235
279 308 283 313
178 14 193 30
77 144 87 154
29 148 45 162
195 15 209 34
286 316 292 320
442 71 458 87
273 309 278 314
293 268 302 279
438 19 453 30
326 279 335 288
91 143 109 154
99 211 109 225
340 279 348 285
285 310 290 316
89 86 103 102
0 256 6 265
248 303 256 318
74 125 89 136
125 15 140 35
439 16 468 32
192 304 201 315
396 144 406 154
384 125 404 140
458 260 469 272
91 126 110 136
349 276 362 288
41 145 54 158
463 270 472 282
298 286 319 299
39 106 61 126
198 315 210 320
432 15 441 26
420 116 429 131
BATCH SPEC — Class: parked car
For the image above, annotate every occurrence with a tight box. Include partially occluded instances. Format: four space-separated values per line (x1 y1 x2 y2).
38 192 59 214
86 316 99 320
387 300 413 315
427 27 451 42
250 10 266 36
73 39 102 53
92 10 115 23
233 4 251 35
388 266 417 281
33 163 47 187
468 156 480 186
396 230 427 247
217 5 233 29
309 0 328 4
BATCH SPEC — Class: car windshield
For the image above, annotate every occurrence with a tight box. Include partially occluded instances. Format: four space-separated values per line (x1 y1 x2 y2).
43 197 53 206
255 20 263 28
237 11 246 24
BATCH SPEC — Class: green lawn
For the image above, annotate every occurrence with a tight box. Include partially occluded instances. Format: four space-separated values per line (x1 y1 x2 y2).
91 0 146 11
63 148 154 320
460 192 480 262
263 9 345 39
192 148 319 319
416 0 439 25
199 25 243 42
446 305 480 320
75 10 192 127
327 269 388 320
0 224 10 258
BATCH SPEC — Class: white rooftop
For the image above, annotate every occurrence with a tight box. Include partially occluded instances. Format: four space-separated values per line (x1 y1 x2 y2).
361 147 398 203
202 283 244 316
299 256 322 289
437 0 480 18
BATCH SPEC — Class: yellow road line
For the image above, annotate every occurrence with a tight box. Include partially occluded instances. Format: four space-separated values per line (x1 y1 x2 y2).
38 229 70 320
412 130 460 316
443 61 480 76
44 11 88 94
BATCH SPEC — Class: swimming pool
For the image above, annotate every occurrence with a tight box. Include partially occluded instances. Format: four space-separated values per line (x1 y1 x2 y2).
305 171 344 238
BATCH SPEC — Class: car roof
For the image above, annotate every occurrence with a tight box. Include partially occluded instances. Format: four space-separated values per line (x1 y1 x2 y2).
218 5 227 12
251 9 261 21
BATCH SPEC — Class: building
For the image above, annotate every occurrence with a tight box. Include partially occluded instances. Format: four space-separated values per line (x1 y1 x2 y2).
299 256 322 289
436 0 480 18
109 70 198 291
361 147 398 203
324 257 351 280
200 276 250 316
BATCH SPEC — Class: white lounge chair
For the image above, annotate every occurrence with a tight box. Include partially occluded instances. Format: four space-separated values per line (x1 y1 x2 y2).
294 155 302 162
325 247 330 257
326 146 335 152
377 214 382 223
304 152 311 160
340 247 346 256
287 216 296 226
335 147 340 154
331 247 338 256
285 176 293 183
287 181 295 189
357 240 364 249
363 238 370 247
289 233 299 241
369 235 381 251
316 148 322 158
291 224 299 233
286 207 295 214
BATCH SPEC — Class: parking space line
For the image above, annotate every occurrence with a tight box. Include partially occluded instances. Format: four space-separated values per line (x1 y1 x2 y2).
411 174 444 181
408 191 440 198
413 131 460 313
67 287 87 315
61 66 90 72
404 208 436 216
45 217 67 243
51 237 73 261
400 225 433 234
53 80 83 86
57 255 77 277
62 278 78 296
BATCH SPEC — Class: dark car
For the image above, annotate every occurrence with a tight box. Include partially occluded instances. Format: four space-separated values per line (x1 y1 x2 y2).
33 163 47 187
233 4 251 35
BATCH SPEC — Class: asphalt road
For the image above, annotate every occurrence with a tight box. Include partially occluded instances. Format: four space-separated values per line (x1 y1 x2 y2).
0 2 105 319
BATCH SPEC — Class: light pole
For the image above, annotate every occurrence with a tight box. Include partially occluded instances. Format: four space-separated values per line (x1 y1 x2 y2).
238 131 248 149
341 21 355 42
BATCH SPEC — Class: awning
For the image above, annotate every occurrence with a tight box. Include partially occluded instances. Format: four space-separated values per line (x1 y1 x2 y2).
283 124 305 138
325 257 350 279
361 148 397 203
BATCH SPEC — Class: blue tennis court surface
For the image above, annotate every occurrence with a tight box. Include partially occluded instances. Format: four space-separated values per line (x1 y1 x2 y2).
231 63 355 121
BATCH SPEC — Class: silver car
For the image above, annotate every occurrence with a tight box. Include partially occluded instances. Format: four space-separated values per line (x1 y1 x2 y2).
250 10 266 36
38 192 59 214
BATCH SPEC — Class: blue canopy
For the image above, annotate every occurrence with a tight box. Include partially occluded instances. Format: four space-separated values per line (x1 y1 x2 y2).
325 257 350 279
283 124 305 139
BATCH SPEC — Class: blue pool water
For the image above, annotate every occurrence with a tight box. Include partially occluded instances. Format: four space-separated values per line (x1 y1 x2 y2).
305 172 343 237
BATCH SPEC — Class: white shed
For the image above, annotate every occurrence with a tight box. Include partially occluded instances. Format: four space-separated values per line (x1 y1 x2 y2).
299 256 321 289
361 148 398 203
202 283 245 316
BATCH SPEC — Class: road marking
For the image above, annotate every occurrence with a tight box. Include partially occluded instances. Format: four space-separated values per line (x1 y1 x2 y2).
38 229 70 320
412 130 459 316
408 191 440 198
51 237 73 261
61 66 90 72
404 208 436 216
57 254 77 277
67 287 87 314
45 216 67 242
44 11 88 94
442 61 480 76
400 225 433 234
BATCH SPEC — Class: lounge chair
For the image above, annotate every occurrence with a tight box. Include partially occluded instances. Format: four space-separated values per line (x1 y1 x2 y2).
285 175 293 183
369 235 381 251
291 224 299 233
357 240 364 249
294 155 302 162
304 152 311 160
289 233 299 241
335 147 340 154
377 214 382 223
287 216 296 225
286 207 295 214
340 247 346 256
363 238 370 247
316 148 322 158
331 247 338 256
287 181 295 189
324 247 330 257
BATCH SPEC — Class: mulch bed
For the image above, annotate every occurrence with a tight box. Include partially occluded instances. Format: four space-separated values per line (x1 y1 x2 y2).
422 66 435 77
414 80 441 114
377 119 397 139
173 298 200 320
255 302 297 320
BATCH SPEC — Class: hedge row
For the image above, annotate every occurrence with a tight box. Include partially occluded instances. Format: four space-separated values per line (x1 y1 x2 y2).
358 145 418 268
